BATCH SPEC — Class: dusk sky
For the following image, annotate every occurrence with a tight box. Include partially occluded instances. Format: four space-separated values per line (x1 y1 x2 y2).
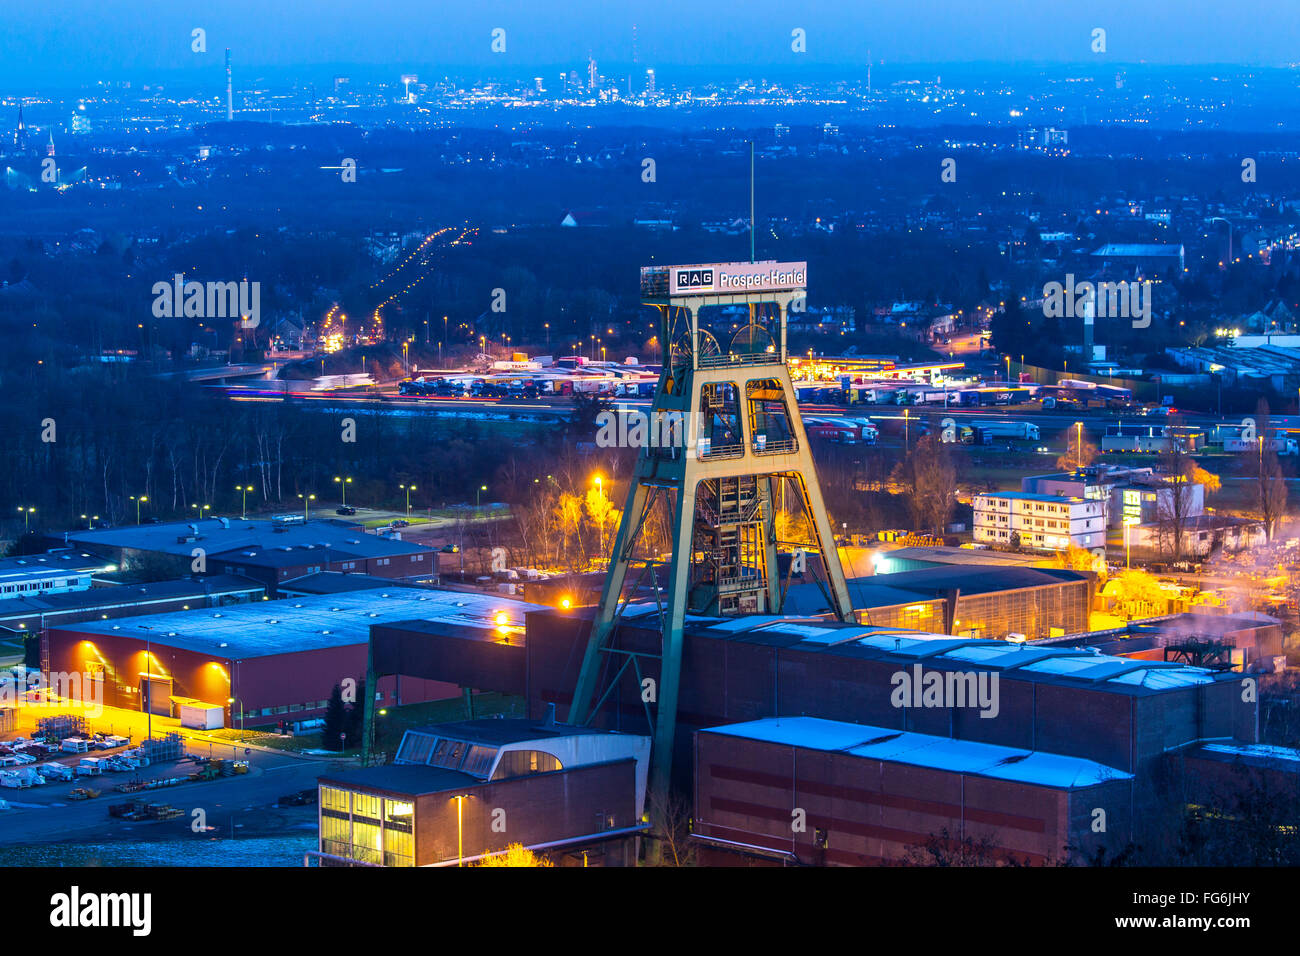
5 0 1300 86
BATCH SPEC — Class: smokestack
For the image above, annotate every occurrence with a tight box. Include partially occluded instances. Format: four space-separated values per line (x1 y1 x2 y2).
225 49 233 121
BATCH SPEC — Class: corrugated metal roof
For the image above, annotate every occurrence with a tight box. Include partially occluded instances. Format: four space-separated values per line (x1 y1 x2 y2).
65 587 545 658
704 716 1133 788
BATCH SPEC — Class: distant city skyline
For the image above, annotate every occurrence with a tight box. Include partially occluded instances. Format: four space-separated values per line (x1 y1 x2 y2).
3 0 1299 88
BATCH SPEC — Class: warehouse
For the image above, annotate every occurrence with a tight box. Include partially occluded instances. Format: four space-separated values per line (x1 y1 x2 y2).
784 565 1091 639
0 550 117 597
693 716 1134 866
47 588 542 730
0 574 265 664
62 517 438 596
371 607 1252 786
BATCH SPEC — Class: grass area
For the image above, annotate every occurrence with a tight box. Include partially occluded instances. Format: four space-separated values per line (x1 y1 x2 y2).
214 692 527 757
372 692 526 755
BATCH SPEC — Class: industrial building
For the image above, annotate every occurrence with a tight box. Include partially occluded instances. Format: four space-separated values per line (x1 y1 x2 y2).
371 608 1248 782
61 517 438 596
361 603 1267 863
784 565 1091 639
0 550 117 597
1045 611 1286 672
0 574 265 661
870 546 1050 575
47 588 541 730
316 715 649 866
693 716 1134 865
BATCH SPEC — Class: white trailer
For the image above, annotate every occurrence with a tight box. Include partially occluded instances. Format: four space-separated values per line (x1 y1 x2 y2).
38 762 74 781
970 420 1041 441
60 738 89 754
1224 437 1298 456
76 757 104 776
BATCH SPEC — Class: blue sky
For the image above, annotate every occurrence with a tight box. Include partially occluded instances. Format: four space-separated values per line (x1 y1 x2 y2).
5 0 1299 86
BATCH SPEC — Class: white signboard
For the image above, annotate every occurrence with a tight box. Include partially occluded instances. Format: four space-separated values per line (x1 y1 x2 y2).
667 261 807 295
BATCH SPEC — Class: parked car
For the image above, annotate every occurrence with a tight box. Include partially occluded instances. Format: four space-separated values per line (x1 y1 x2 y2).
336 506 357 516
392 518 409 527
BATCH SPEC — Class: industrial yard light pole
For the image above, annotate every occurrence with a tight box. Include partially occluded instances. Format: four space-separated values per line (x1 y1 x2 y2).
131 495 148 525
334 476 352 508
456 794 465 866
476 485 488 511
227 696 244 742
17 506 34 532
81 514 101 530
400 483 417 518
298 493 315 521
137 625 153 742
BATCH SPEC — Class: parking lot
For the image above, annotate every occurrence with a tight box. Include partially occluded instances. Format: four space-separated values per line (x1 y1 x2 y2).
0 702 337 846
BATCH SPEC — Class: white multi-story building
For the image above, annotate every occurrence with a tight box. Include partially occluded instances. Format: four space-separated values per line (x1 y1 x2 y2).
973 492 1106 552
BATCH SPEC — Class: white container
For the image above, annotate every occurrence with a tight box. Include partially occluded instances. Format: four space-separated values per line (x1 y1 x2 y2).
61 738 90 754
77 757 103 775
179 703 224 731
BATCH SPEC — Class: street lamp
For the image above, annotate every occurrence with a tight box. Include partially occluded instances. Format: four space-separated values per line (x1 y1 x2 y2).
81 514 101 529
236 485 254 520
227 695 245 742
334 476 352 508
190 504 211 519
16 506 34 532
298 493 316 521
131 495 148 525
476 484 488 510
399 483 417 518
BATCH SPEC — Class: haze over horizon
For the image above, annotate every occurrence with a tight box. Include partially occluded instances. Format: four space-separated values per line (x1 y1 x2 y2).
3 0 1299 88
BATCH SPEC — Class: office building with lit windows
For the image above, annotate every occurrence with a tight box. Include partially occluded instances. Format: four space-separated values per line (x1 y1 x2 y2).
315 716 649 866
973 491 1105 551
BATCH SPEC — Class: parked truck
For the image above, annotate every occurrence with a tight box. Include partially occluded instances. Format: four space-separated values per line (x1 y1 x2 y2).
1223 437 1299 457
969 420 1041 441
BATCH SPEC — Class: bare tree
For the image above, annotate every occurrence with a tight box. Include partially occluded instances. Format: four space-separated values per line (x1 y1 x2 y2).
1155 421 1198 560
647 789 696 867
1246 401 1288 540
891 435 957 535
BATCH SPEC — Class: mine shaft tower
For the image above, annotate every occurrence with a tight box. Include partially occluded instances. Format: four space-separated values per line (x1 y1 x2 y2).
568 260 854 803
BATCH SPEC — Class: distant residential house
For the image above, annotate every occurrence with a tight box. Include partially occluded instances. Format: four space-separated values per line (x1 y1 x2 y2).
1091 243 1185 276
